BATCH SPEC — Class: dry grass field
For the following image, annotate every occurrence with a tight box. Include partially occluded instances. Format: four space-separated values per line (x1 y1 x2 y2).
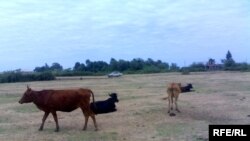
0 72 250 141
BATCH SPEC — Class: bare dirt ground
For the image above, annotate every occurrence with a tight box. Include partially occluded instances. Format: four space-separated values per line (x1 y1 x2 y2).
0 72 250 141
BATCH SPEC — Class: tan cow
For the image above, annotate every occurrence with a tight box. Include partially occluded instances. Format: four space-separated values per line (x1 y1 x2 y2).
166 83 182 113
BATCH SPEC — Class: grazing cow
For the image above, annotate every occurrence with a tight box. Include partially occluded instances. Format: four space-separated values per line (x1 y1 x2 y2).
180 83 193 93
90 93 119 114
166 83 182 113
18 86 98 132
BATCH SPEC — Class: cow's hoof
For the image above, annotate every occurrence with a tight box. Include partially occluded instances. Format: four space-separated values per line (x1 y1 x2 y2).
38 128 43 131
95 128 98 131
169 113 176 116
54 129 59 132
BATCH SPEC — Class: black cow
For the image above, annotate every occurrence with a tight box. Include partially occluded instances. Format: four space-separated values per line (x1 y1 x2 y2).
180 83 194 93
90 93 119 114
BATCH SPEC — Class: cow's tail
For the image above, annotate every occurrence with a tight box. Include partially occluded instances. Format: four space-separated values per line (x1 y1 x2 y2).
163 87 173 100
90 90 97 108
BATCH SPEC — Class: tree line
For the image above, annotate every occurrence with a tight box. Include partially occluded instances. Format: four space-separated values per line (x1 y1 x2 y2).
34 58 178 76
1 51 250 83
0 70 55 83
34 51 250 74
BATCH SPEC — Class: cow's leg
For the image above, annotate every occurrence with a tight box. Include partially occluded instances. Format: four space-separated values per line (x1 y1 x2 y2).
83 113 89 130
175 95 180 113
170 96 174 110
82 108 98 131
81 102 98 131
80 107 89 130
51 111 59 132
168 95 171 113
90 114 98 131
39 112 50 131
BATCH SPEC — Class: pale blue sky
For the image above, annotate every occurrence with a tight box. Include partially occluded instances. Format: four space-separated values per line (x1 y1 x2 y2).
0 0 249 71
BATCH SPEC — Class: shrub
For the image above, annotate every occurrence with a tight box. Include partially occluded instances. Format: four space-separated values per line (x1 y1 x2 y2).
0 71 55 83
182 69 190 75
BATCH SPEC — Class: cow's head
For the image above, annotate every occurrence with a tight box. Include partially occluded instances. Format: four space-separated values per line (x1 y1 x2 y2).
187 83 193 89
19 85 34 104
109 93 119 103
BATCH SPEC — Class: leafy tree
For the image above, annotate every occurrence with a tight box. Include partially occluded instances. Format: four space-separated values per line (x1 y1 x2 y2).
170 63 180 71
34 63 63 72
207 58 215 65
50 62 63 71
130 58 144 71
110 58 118 71
85 60 109 72
34 63 50 72
117 59 130 71
73 62 81 71
145 58 155 66
226 50 233 60
222 50 236 70
73 62 85 71
189 62 206 72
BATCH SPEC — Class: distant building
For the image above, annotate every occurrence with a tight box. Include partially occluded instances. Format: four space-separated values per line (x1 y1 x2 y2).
205 63 223 71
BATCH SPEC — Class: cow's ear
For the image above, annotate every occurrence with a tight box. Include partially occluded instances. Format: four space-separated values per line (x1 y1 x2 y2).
27 85 31 90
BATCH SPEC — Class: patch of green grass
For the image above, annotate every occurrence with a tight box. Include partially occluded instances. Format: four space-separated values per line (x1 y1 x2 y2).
0 94 19 104
67 131 118 141
0 125 28 135
156 122 208 141
120 95 144 101
12 104 39 113
194 87 219 94
192 135 208 141
157 123 191 137
120 94 157 101
124 83 144 88
0 116 11 123
0 127 6 134
139 106 164 115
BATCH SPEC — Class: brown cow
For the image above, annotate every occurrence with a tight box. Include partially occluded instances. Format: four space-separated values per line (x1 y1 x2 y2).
166 83 182 113
19 86 98 132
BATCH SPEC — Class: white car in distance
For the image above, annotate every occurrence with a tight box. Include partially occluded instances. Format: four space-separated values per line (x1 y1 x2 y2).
107 71 123 78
